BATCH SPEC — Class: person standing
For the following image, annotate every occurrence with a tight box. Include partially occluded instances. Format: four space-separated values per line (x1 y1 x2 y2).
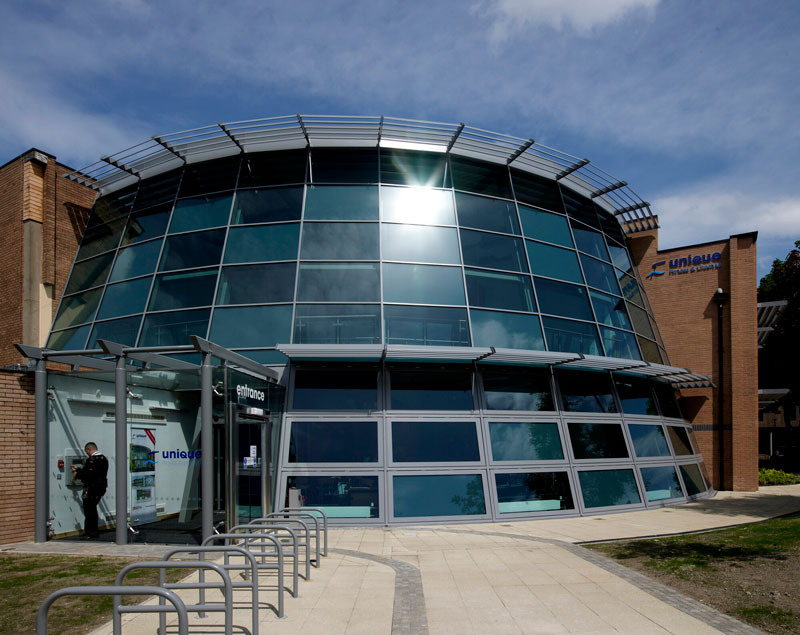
71 442 109 539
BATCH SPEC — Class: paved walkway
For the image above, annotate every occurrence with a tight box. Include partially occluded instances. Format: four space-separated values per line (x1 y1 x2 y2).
10 484 800 635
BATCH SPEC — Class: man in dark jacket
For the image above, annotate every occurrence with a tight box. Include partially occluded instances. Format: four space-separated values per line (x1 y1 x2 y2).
72 442 109 539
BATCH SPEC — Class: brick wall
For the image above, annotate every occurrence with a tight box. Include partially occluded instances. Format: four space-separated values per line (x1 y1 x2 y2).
0 158 25 367
627 229 759 490
0 370 35 544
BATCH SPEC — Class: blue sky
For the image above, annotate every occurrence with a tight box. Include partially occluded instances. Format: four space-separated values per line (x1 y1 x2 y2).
2 0 798 280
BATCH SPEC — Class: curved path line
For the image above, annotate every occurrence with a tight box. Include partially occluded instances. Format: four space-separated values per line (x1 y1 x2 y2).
439 528 761 635
331 548 429 635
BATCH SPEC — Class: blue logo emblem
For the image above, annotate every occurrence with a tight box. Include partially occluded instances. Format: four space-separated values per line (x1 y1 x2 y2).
144 450 158 466
646 260 666 279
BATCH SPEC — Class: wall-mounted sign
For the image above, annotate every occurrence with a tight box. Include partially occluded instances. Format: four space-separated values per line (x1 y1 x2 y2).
646 251 722 279
236 383 266 407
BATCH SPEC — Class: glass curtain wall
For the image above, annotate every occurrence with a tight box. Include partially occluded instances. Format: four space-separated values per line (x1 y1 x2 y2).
48 148 667 365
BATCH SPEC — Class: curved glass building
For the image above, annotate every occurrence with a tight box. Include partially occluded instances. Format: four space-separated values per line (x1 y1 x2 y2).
44 116 712 531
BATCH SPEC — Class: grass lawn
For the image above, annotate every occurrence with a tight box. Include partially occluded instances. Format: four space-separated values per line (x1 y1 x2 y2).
586 513 800 634
0 553 185 635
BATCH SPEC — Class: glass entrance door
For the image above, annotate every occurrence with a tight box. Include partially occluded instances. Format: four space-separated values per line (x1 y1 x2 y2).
228 405 271 527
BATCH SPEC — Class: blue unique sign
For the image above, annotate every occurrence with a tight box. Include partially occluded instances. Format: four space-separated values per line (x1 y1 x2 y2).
646 251 722 279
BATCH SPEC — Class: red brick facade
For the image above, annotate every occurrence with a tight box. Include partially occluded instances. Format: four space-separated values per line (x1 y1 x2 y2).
627 228 759 490
0 371 35 543
0 150 94 543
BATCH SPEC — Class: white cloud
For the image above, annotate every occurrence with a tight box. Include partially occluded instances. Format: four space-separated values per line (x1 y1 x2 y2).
480 0 660 41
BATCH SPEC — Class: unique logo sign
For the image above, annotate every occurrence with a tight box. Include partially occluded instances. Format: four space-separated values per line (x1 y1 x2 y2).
647 252 722 279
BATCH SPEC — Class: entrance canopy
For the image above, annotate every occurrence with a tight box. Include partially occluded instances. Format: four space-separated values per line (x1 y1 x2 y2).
15 337 279 545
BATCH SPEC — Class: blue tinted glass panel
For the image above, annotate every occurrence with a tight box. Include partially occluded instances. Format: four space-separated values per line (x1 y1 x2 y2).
170 194 232 233
383 264 465 305
482 368 553 411
47 324 90 350
123 205 172 246
455 193 519 234
179 156 239 197
382 186 455 225
556 370 617 413
297 263 379 302
393 474 485 517
601 327 641 360
568 422 629 459
384 305 470 347
110 240 162 282
527 241 583 283
614 377 656 414
149 269 217 311
140 309 210 346
97 277 152 320
451 155 512 199
232 187 303 224
535 278 593 320
392 421 480 462
301 222 379 260
286 476 379 518
679 464 707 495
293 305 381 345
627 303 654 338
217 263 296 304
311 148 377 184
132 169 180 211
460 230 528 272
638 336 663 364
668 426 694 456
518 205 573 247
543 317 601 355
159 230 226 271
581 254 620 295
489 423 563 460
578 470 641 508
562 192 600 229
52 289 101 330
608 244 634 275
76 219 126 261
289 421 378 463
590 290 630 329
239 151 307 188
65 252 115 294
380 149 450 188
641 466 683 501
390 369 473 410
225 223 299 263
572 225 609 261
465 269 534 312
90 187 135 227
88 316 142 348
653 382 681 418
628 424 671 457
470 309 544 350
619 274 644 306
209 305 292 348
510 170 563 213
293 369 378 410
495 472 574 513
304 185 378 220
382 225 461 264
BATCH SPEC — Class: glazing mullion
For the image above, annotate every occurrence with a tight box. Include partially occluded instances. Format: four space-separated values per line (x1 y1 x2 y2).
288 149 310 345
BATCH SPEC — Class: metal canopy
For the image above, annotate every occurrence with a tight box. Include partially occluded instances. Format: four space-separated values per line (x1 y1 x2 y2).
757 300 787 348
275 343 709 386
63 115 657 232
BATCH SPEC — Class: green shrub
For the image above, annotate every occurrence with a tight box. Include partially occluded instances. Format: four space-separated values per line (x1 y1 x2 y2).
758 468 799 486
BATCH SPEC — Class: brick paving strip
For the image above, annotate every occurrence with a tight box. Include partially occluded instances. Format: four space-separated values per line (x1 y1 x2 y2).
440 528 763 635
331 547 429 635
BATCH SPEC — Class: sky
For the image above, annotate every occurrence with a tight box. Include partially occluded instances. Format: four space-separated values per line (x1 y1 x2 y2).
1 0 798 281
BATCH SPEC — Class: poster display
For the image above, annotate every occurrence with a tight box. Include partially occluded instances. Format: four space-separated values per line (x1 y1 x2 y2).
130 428 158 525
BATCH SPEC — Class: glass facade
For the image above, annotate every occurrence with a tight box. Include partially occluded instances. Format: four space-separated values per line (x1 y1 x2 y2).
48 143 708 527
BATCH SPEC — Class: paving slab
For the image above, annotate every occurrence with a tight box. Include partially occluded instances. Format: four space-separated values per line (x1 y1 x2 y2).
16 484 800 634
